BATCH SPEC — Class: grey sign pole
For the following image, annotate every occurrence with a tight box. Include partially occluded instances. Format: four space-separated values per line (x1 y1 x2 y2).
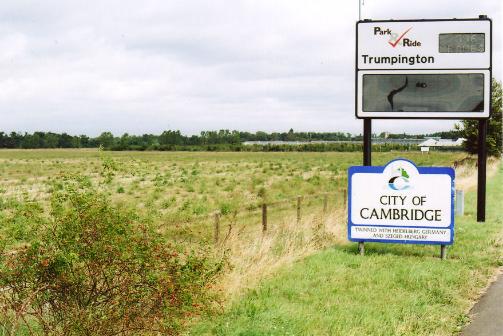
359 118 372 256
440 245 447 260
477 119 488 222
455 190 465 216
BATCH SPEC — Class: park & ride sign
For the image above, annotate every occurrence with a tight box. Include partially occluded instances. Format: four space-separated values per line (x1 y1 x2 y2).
348 159 454 245
356 18 492 119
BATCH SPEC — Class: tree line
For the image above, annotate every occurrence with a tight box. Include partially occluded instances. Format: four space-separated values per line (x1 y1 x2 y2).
0 132 96 149
0 129 461 150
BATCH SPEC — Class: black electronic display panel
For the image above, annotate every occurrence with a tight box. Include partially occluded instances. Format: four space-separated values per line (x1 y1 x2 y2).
439 33 485 53
362 73 484 113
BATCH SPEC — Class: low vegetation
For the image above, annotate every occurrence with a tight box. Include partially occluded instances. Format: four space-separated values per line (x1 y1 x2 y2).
0 174 220 335
0 150 499 335
0 150 468 220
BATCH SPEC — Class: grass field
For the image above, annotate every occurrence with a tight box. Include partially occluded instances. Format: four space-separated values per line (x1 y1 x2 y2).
0 150 477 249
0 149 500 335
0 149 469 212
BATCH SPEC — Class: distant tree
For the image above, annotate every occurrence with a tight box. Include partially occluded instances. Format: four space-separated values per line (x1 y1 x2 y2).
202 131 220 145
79 135 90 148
230 130 241 144
0 132 6 147
286 128 295 141
255 131 268 141
21 133 38 148
45 133 59 148
58 133 74 148
7 132 22 148
118 133 131 149
186 135 201 146
96 132 115 148
71 136 81 148
141 134 157 148
159 130 183 146
426 130 461 139
456 79 502 156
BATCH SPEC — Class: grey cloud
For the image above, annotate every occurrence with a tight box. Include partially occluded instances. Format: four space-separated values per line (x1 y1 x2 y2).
0 0 500 136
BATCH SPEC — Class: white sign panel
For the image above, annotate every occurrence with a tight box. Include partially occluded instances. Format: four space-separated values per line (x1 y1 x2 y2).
357 19 491 70
348 159 455 245
355 18 492 119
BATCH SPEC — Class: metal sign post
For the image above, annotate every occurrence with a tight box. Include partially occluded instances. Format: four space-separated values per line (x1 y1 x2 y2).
360 118 372 255
477 119 488 222
363 119 372 166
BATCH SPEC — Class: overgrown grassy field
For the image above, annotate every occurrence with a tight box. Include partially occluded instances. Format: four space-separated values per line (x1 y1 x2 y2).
0 149 467 212
0 149 499 335
192 163 503 336
0 150 470 241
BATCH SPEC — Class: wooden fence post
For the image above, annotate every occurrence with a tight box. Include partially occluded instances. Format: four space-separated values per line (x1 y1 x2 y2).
262 203 267 233
323 194 328 213
214 211 220 244
296 196 302 223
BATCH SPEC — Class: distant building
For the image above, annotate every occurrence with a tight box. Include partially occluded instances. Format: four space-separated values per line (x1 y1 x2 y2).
372 138 424 145
241 138 465 148
418 138 465 147
242 140 355 145
418 139 437 147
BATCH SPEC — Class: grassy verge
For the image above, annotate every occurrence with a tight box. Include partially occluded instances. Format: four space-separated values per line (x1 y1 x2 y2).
192 164 503 336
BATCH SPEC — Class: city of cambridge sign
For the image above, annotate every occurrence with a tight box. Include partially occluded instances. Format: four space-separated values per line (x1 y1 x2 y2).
348 159 455 245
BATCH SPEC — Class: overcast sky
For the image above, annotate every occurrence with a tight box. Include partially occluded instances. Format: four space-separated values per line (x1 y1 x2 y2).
0 0 500 136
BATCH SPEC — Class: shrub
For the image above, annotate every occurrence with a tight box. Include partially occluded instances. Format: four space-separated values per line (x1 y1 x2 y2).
0 179 220 335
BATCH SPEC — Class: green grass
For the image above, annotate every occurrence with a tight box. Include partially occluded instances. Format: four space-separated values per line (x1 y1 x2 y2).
192 164 503 336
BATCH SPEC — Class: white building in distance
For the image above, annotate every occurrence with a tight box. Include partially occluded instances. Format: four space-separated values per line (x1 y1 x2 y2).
418 138 465 147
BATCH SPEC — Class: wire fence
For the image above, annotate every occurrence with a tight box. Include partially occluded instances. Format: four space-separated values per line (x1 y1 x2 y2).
159 189 348 245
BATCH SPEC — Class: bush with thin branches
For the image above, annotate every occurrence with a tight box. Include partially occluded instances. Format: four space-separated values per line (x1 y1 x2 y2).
0 178 221 335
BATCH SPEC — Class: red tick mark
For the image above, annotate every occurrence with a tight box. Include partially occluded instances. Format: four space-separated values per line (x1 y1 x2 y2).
389 27 412 47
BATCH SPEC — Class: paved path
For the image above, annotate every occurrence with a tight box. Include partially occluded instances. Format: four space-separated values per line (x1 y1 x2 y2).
461 271 503 336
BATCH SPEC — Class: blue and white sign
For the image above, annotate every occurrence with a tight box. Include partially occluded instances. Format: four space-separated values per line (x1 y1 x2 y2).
348 159 455 245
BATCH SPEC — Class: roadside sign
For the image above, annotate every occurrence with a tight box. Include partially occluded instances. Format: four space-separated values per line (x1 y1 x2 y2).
348 159 455 245
420 146 429 154
356 18 492 119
